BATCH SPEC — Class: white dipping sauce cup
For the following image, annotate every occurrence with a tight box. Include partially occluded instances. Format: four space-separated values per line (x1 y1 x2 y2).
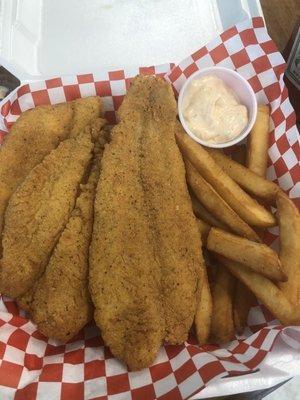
178 67 257 148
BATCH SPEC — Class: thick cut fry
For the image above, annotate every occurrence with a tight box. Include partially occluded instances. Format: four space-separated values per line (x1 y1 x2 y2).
196 219 211 246
247 105 270 177
195 264 212 344
191 192 227 229
207 228 286 282
234 282 256 334
232 145 247 165
277 192 300 307
207 149 281 205
218 256 300 326
210 265 235 343
186 161 260 242
175 125 276 227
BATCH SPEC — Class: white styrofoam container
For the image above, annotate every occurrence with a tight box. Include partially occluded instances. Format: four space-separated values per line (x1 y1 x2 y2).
0 0 263 83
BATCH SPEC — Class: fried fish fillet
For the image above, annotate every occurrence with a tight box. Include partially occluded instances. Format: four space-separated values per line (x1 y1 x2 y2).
0 128 94 298
0 97 101 244
18 120 109 342
89 76 203 370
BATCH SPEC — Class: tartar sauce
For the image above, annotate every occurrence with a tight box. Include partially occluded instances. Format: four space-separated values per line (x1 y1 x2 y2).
182 75 248 144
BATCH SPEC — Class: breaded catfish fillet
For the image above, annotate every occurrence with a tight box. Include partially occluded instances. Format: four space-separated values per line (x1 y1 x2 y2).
89 76 203 370
17 119 109 342
0 129 94 298
0 97 101 243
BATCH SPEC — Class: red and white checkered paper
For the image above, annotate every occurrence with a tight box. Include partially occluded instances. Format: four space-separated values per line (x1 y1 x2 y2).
0 17 299 400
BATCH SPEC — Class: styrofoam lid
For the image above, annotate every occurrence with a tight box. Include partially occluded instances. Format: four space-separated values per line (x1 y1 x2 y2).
0 0 263 82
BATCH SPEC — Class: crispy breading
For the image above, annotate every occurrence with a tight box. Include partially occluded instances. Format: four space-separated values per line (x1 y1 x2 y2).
89 76 203 370
0 97 102 244
0 129 94 298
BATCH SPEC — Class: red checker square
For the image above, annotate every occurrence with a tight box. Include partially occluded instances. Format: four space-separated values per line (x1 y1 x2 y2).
77 74 94 84
95 81 112 97
107 373 130 395
165 344 184 360
276 134 290 154
10 100 21 116
183 63 198 78
221 26 238 42
231 49 250 68
232 341 250 355
17 84 31 97
0 341 6 359
293 198 300 210
192 46 208 62
45 343 66 356
31 329 47 341
271 108 285 126
24 353 43 371
264 82 281 102
39 363 63 382
244 349 267 369
248 75 262 93
7 329 30 351
131 384 156 400
273 64 286 80
168 66 182 83
268 130 275 147
187 345 204 357
109 70 125 81
5 301 20 317
85 334 104 348
139 66 156 75
1 100 11 117
199 361 225 383
125 77 133 90
104 111 116 125
0 361 23 388
260 40 278 55
64 349 84 365
63 85 81 101
84 360 105 380
274 157 287 178
0 131 5 143
113 95 125 110
32 89 51 107
174 359 197 385
252 55 272 74
210 43 229 64
286 113 296 130
290 164 300 185
150 361 173 382
240 29 257 46
61 382 84 400
158 387 182 400
15 382 38 400
261 305 276 323
252 17 264 28
251 329 270 349
46 77 63 89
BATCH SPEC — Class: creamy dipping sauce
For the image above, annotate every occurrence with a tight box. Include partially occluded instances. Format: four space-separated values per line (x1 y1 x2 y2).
182 75 248 144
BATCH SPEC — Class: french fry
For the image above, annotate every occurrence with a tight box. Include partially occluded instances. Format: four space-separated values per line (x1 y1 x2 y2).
277 192 300 307
191 192 227 230
233 282 256 334
247 105 270 177
185 161 261 242
232 144 247 165
195 264 212 345
217 256 300 326
207 227 286 282
210 264 235 343
206 149 281 205
175 124 276 227
196 219 211 246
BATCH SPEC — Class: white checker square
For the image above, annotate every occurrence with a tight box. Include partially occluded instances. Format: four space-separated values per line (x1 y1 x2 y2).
155 63 173 75
290 182 300 200
211 348 231 358
102 96 115 112
286 126 299 146
247 44 264 61
79 83 96 98
191 352 216 369
170 348 190 370
62 363 84 383
25 337 47 357
255 28 270 43
84 377 106 398
267 225 279 235
153 346 168 364
282 148 298 169
36 382 62 399
123 66 139 78
0 324 16 343
173 75 188 94
3 345 24 365
19 93 35 112
109 393 131 400
84 346 104 363
206 36 222 51
154 373 177 397
221 360 248 371
178 371 203 399
43 354 64 365
61 75 79 85
268 52 285 68
105 357 127 376
236 64 256 80
47 87 66 104
129 369 152 389
224 35 244 54
195 54 214 70
217 57 235 70
258 70 277 88
110 79 126 96
281 98 293 118
278 171 294 191
29 81 47 91
260 329 279 351
179 56 195 70
248 306 267 326
19 368 40 387
65 341 84 354
93 70 109 82
256 90 269 105
274 121 286 140
0 385 15 400
269 143 281 163
237 19 253 32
